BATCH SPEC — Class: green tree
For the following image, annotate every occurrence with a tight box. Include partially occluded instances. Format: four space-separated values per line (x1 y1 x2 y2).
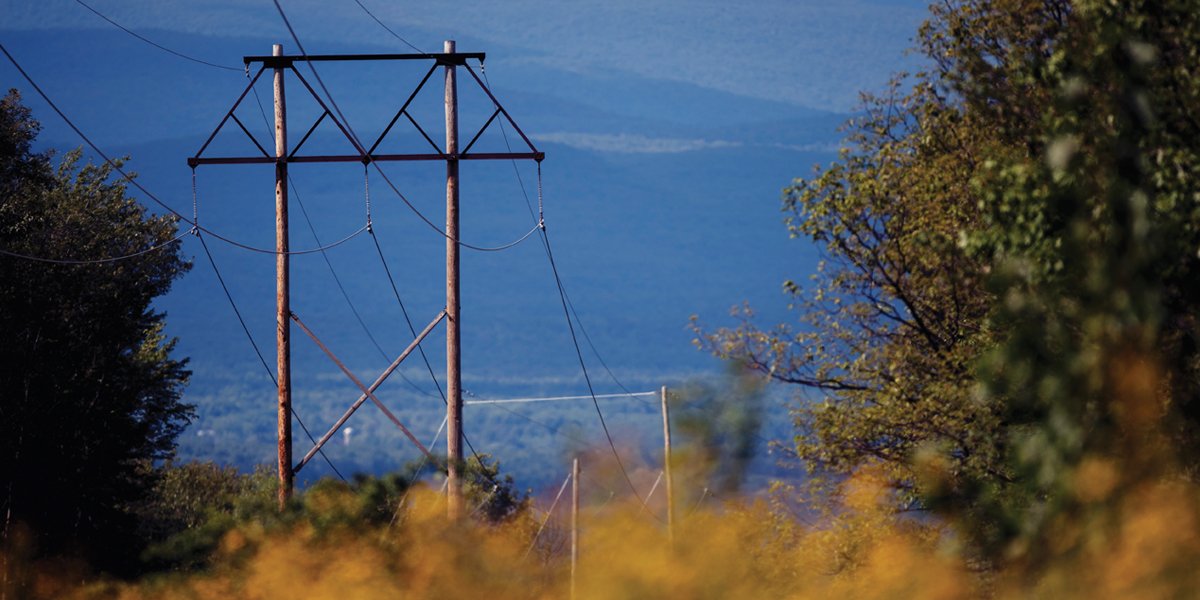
0 89 193 575
136 462 275 571
672 367 767 496
950 0 1200 561
698 0 1200 567
694 0 1072 507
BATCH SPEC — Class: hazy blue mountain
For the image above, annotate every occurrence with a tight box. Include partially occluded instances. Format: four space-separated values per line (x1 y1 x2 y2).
0 0 925 490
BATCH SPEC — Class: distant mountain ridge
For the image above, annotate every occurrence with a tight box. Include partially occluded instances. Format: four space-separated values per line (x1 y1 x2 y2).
0 6 923 489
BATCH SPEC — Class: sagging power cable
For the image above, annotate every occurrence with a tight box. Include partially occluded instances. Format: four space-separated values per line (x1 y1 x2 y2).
72 0 241 71
0 42 369 257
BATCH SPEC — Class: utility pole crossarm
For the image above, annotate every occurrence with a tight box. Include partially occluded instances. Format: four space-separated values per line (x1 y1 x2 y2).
243 52 487 67
188 152 544 167
188 49 541 168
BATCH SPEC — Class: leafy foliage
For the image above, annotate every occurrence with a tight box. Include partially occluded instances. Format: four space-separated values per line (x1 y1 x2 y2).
136 462 275 570
0 89 192 574
696 0 1200 567
692 1 1073 504
946 0 1200 561
10 3 1200 595
671 367 767 495
135 455 529 573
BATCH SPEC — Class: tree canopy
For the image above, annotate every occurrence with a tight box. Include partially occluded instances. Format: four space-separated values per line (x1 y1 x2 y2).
695 0 1200 563
0 89 193 574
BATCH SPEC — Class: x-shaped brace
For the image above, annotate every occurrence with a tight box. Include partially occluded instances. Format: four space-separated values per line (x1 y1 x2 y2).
291 309 447 473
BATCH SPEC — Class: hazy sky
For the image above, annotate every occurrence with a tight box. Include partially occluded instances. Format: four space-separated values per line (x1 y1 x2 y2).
0 0 934 383
0 0 935 385
3 0 928 112
0 0 935 479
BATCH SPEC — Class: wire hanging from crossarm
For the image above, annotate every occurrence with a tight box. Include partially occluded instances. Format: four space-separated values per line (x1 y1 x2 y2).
72 0 241 72
0 42 370 258
195 231 348 482
0 230 189 265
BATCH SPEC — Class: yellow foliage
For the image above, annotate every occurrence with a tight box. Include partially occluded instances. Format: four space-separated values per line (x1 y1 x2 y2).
1010 480 1200 600
1072 457 1119 503
6 464 1200 600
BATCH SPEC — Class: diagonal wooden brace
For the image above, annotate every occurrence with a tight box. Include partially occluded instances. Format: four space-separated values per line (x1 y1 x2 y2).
291 310 446 473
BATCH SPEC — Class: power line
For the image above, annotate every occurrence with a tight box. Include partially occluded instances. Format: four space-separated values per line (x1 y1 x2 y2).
487 81 735 518
0 229 188 265
205 220 368 256
367 227 493 464
636 471 664 518
295 179 434 396
72 0 241 72
564 296 656 405
477 401 593 446
0 41 369 258
367 238 493 461
270 1 365 153
454 391 624 502
0 41 351 482
349 0 427 55
3 22 516 491
687 487 711 516
405 416 446 483
4 31 534 261
196 232 348 482
245 85 435 398
467 483 500 518
196 234 277 386
389 416 446 528
268 1 540 253
478 67 652 407
524 469 572 559
469 64 656 515
465 392 657 405
368 230 447 398
371 165 542 252
543 225 658 520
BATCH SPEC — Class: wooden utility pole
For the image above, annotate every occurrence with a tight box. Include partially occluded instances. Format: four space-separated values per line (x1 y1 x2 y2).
661 385 674 542
571 457 581 600
444 39 464 519
273 43 293 510
189 45 542 519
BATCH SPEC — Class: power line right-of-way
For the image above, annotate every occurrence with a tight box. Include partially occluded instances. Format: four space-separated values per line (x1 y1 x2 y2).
3 7 681 523
343 5 664 517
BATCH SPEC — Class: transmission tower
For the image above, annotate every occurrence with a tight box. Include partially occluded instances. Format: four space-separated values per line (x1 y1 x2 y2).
188 41 543 517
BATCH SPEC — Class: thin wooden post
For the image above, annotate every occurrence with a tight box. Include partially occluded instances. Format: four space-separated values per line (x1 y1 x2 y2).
445 39 464 520
571 457 580 600
661 385 674 542
273 43 293 510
